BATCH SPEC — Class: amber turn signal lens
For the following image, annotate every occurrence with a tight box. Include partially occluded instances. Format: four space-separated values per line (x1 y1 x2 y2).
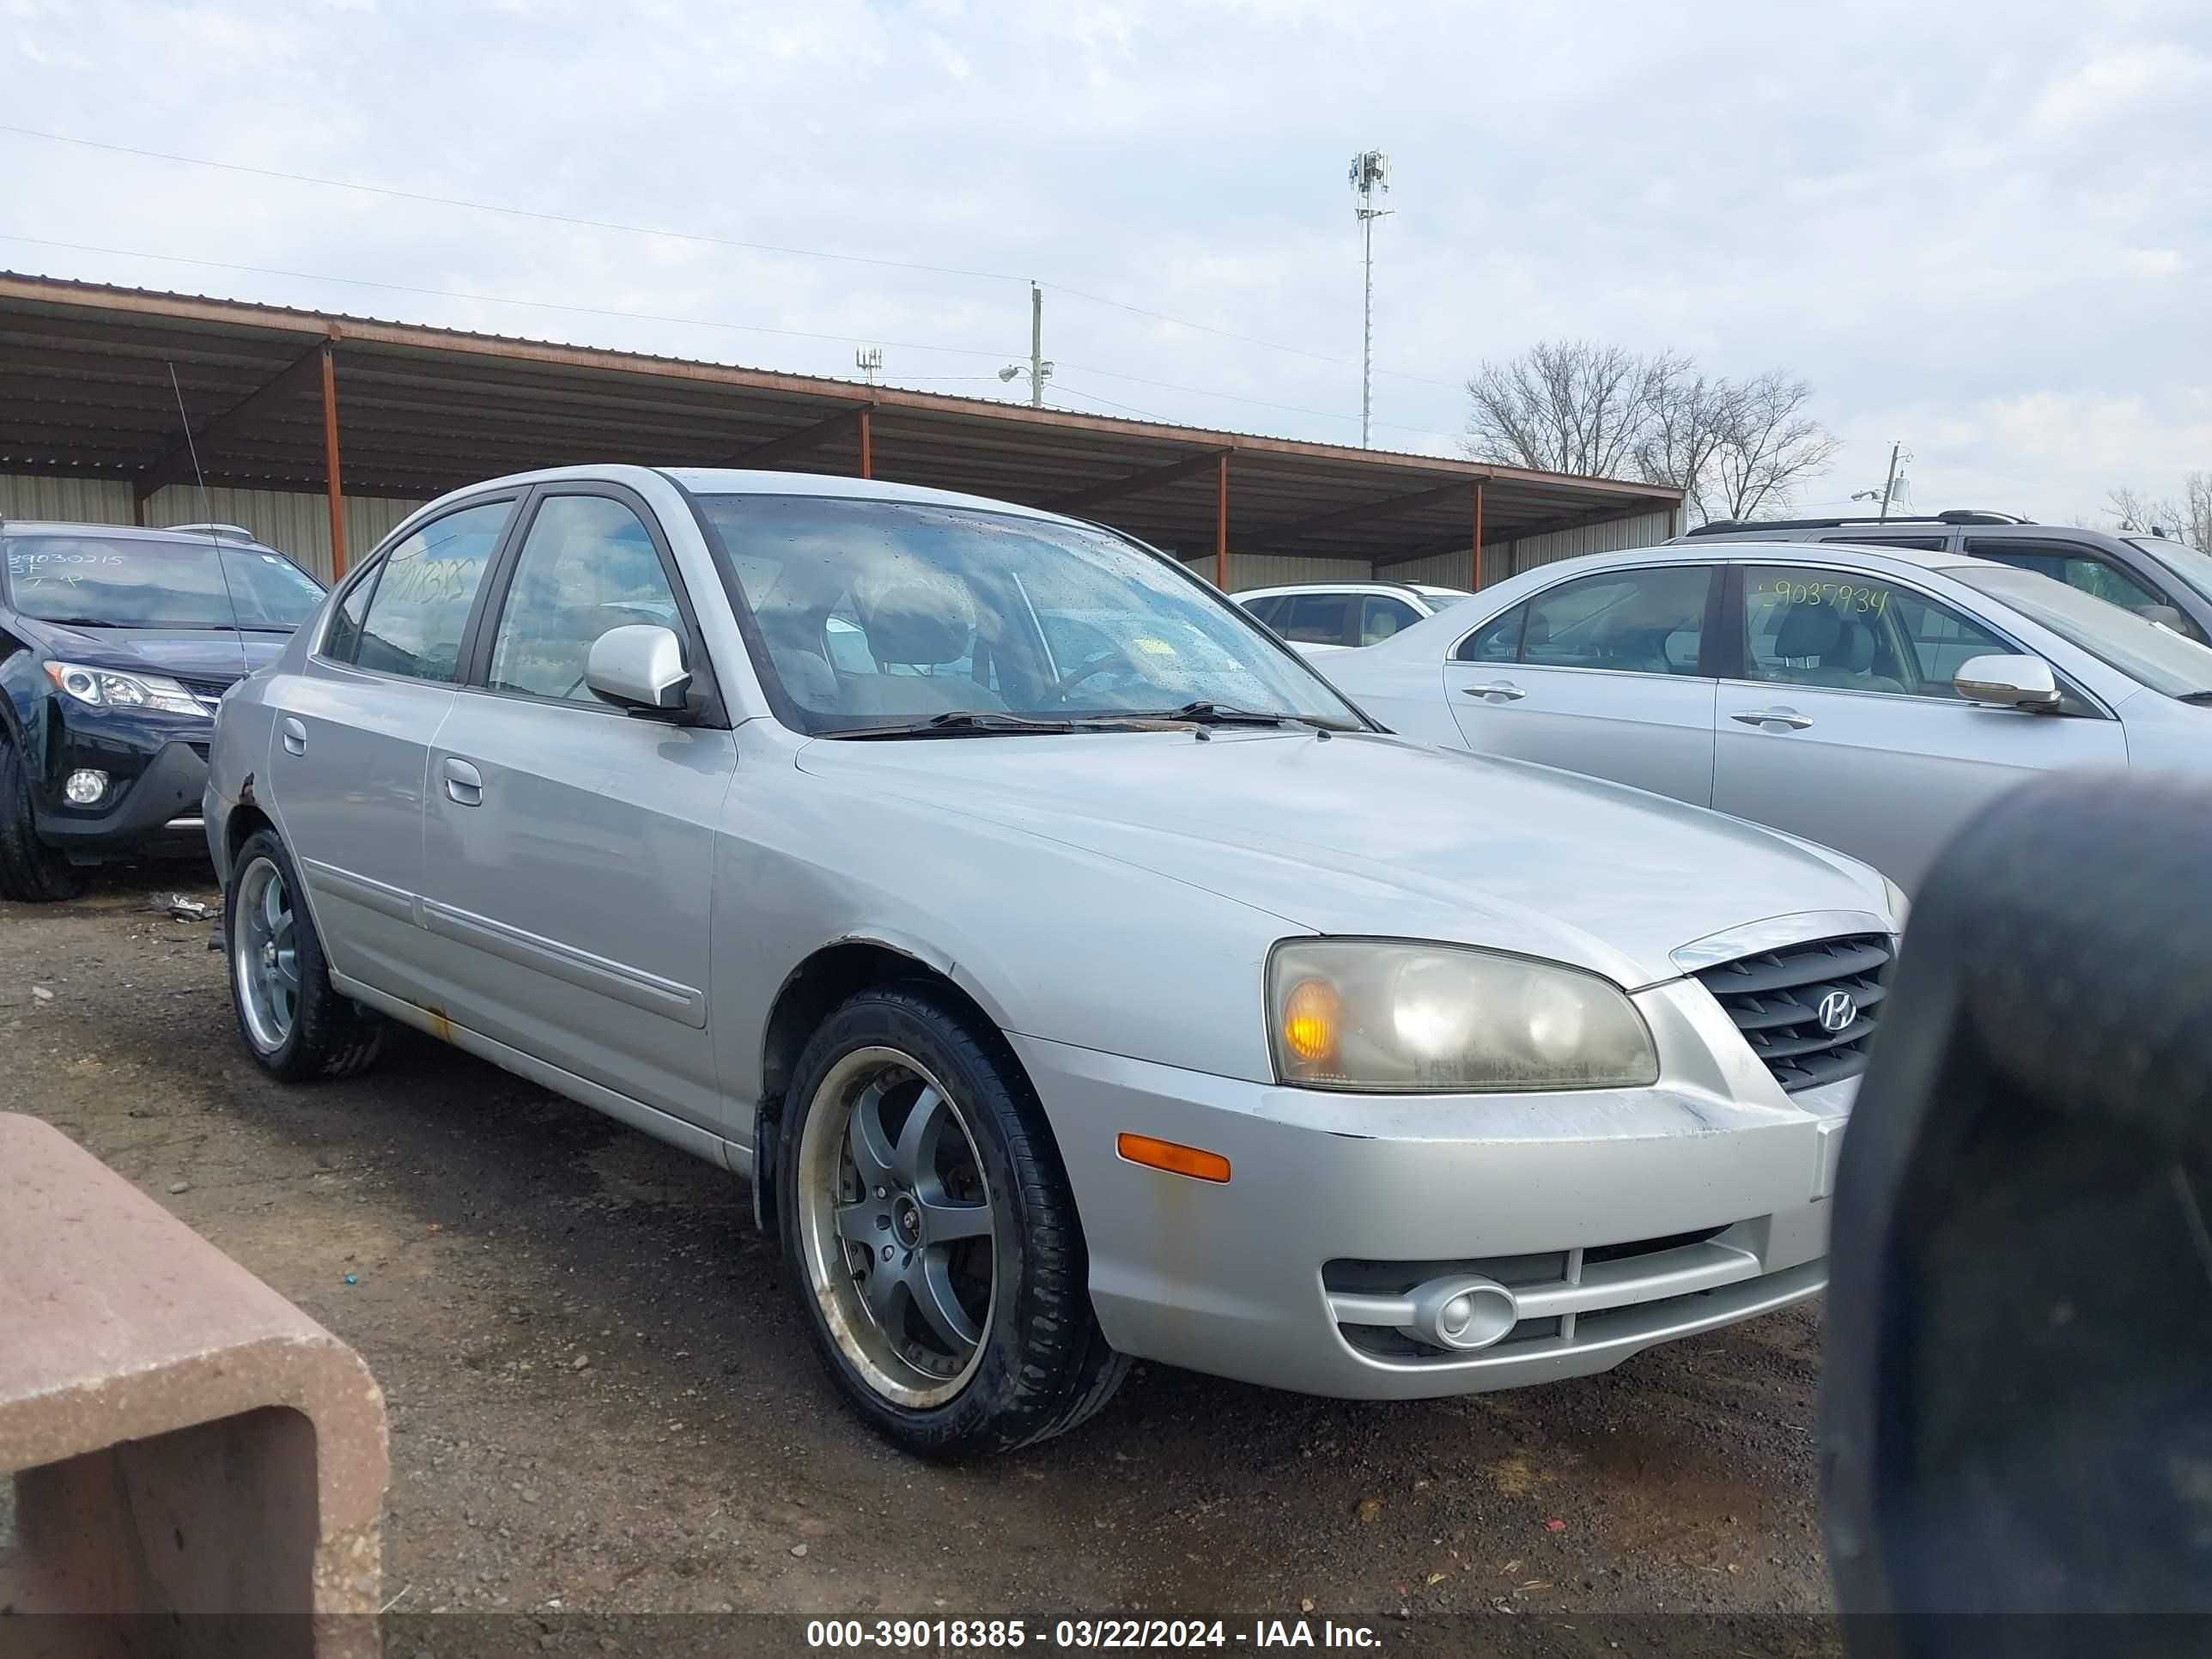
1280 977 1341 1066
1116 1133 1231 1183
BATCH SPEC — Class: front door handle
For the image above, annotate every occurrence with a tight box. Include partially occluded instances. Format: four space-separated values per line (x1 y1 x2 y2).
1461 680 1528 702
281 716 307 756
1730 708 1815 731
442 757 484 807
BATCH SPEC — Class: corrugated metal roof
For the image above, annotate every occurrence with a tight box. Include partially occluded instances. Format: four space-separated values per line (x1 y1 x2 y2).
0 273 1680 568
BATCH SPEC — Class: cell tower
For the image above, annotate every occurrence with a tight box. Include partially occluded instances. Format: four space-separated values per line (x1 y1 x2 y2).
854 346 884 386
1348 150 1392 448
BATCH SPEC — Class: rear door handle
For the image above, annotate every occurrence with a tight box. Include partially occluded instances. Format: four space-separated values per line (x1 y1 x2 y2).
442 757 484 807
1730 708 1814 731
1460 680 1527 702
281 716 307 756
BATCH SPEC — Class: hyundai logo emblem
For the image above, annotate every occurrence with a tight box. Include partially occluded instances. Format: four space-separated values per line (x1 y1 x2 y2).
1816 990 1858 1034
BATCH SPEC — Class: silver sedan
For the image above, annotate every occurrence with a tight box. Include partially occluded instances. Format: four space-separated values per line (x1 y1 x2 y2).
206 467 1903 1456
1321 538 2212 891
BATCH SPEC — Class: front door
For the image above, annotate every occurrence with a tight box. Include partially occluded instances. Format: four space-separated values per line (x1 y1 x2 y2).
1444 562 1720 806
267 496 515 1000
416 487 738 1133
1711 562 2128 889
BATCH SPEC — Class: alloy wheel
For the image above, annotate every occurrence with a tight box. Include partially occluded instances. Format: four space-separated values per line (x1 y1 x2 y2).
234 854 300 1053
795 1046 998 1407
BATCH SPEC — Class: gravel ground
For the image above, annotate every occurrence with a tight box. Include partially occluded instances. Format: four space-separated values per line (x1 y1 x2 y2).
2 872 1842 1652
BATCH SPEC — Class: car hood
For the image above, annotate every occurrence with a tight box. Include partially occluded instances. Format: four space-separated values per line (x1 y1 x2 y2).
27 624 287 683
796 727 1891 987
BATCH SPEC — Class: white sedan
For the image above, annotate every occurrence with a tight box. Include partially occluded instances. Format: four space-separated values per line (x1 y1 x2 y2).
1320 538 2212 891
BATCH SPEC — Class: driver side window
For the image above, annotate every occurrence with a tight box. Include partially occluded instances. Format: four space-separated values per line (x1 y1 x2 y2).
487 495 683 703
1743 566 2009 700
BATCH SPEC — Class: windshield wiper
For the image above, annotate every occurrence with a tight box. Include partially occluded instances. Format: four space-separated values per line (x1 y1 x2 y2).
1147 701 1356 731
2176 690 2212 705
829 710 1082 739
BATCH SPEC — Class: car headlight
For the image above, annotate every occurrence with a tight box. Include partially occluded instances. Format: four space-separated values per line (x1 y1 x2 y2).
1882 876 1911 939
43 661 207 719
1267 939 1660 1092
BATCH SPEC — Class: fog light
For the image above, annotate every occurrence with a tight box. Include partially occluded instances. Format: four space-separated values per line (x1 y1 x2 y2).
64 769 108 806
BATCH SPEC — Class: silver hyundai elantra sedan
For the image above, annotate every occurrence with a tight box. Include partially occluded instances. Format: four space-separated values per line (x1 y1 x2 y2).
205 465 1904 1456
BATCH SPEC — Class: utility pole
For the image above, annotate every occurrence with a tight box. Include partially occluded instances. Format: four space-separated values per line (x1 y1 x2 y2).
1878 441 1903 520
999 282 1054 405
1349 151 1392 448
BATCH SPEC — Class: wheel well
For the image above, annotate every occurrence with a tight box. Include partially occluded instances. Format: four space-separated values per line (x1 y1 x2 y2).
223 803 276 879
760 941 999 1115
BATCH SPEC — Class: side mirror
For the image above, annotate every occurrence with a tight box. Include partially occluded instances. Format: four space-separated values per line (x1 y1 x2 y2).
1954 653 2061 711
586 625 691 716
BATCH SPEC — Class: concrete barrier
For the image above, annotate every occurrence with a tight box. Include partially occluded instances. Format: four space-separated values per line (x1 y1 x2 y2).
0 1114 387 1658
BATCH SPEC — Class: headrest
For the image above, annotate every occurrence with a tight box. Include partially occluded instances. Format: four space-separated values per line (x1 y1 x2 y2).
854 573 975 666
1831 617 1876 673
1774 605 1844 659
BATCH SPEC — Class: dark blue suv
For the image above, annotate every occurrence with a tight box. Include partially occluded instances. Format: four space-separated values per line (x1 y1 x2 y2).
0 520 325 901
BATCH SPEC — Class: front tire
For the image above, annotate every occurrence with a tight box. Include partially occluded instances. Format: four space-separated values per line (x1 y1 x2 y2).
0 736 89 903
778 986 1127 1457
226 829 385 1081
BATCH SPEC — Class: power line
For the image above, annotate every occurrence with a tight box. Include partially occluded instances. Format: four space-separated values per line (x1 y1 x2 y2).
0 121 1462 390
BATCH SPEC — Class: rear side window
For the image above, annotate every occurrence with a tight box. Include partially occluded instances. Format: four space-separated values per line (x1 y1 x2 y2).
323 567 377 663
1241 595 1285 629
1516 566 1711 675
1455 605 1525 663
1280 592 1352 646
1359 594 1419 644
1834 535 1948 551
353 501 511 684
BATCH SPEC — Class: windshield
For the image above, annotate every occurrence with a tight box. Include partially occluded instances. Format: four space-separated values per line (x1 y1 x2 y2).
2125 537 2212 607
3 535 325 629
1951 565 2212 698
1419 592 1476 611
696 495 1364 734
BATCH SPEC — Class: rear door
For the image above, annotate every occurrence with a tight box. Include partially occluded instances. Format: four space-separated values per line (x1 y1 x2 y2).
268 495 516 1000
1443 562 1721 806
416 483 738 1133
1711 562 2127 889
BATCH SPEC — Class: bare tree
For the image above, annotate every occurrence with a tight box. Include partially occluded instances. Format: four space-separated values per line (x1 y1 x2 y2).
1634 368 1739 527
1461 341 1672 479
1706 371 1843 522
1462 342 1839 524
2106 481 2209 549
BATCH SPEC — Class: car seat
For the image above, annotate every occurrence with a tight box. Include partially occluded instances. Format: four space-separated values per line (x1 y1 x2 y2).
841 576 1006 716
1770 605 1904 693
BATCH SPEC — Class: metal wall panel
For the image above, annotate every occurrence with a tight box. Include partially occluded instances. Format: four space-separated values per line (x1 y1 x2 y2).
3 475 426 584
1510 509 1674 574
0 474 137 525
1381 544 1508 590
1177 552 1377 589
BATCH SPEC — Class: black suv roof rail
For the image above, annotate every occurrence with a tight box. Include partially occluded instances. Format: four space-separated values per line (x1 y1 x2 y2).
1684 508 2032 538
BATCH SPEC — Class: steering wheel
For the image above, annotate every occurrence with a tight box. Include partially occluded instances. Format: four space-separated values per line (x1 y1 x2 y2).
1050 646 1143 700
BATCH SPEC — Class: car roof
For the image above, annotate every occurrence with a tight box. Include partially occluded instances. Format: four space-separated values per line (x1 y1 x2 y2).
1519 537 1973 574
450 464 1075 527
1232 580 1463 598
0 519 278 549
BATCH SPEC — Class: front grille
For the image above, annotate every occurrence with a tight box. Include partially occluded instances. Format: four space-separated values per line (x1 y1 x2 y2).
1692 933 1893 1091
174 675 237 701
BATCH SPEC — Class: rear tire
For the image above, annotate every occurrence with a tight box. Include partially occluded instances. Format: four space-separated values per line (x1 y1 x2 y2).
778 985 1127 1458
0 736 88 903
226 829 386 1081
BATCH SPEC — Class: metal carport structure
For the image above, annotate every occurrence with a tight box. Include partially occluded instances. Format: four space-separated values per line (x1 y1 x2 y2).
0 273 1681 586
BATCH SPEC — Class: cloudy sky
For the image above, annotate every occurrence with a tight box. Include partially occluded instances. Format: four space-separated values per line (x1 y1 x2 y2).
4 0 2205 526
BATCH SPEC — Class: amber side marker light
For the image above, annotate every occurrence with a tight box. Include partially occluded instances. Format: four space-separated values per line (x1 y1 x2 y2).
1116 1133 1231 1184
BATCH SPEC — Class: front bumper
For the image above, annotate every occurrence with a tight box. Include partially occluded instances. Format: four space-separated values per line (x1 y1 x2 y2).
30 724 212 859
1013 977 1847 1400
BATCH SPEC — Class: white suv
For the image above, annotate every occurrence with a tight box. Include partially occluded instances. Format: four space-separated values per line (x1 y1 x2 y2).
1236 580 1473 651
